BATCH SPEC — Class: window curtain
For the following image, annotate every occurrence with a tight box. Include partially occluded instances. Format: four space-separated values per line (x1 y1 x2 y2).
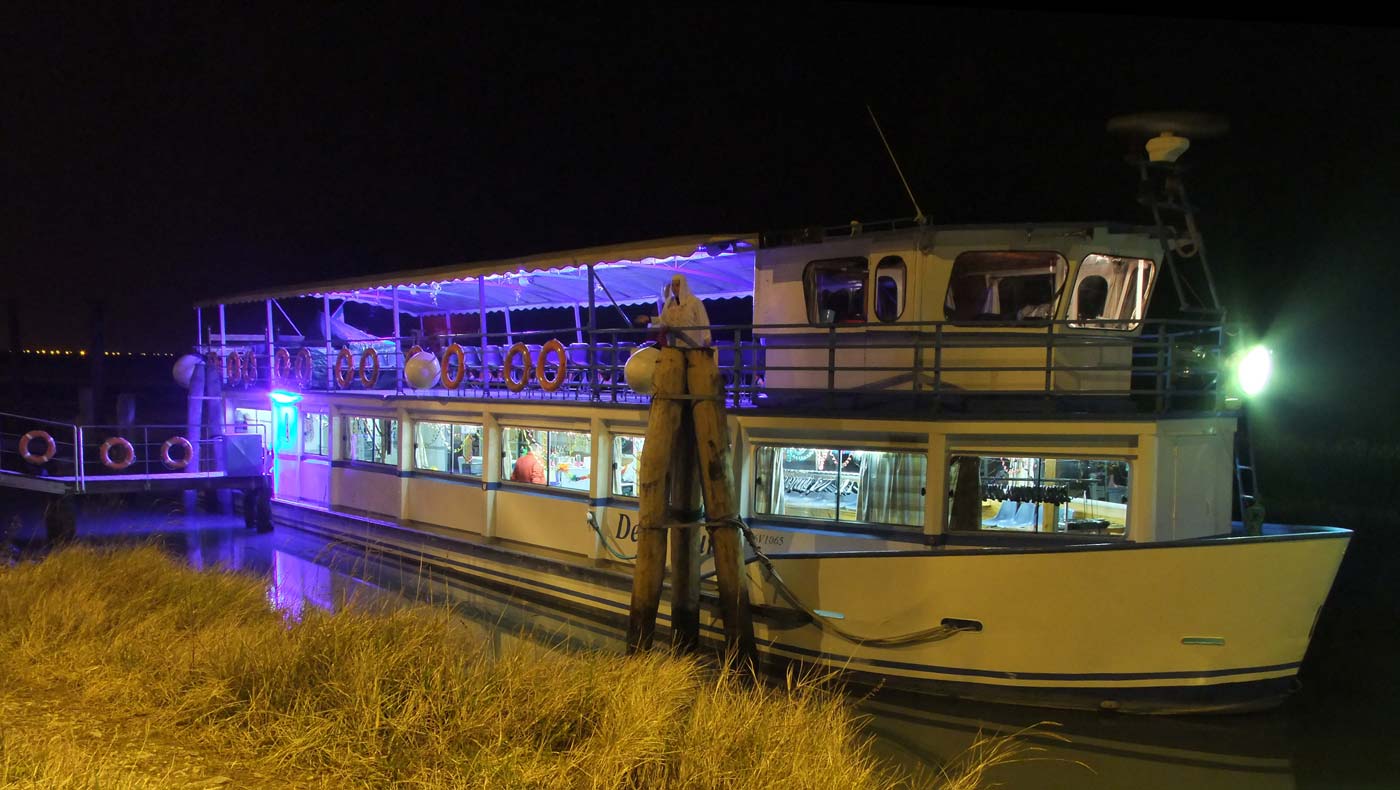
856 452 926 527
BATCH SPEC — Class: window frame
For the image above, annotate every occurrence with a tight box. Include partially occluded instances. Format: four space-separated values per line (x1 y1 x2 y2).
412 419 485 479
500 425 593 494
1066 253 1157 331
610 433 646 499
803 256 870 326
942 250 1068 324
873 255 907 323
302 411 330 457
751 442 927 531
342 414 400 467
944 451 1131 536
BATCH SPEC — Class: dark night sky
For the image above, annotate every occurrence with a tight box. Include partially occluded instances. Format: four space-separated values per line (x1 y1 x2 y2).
4 7 1398 419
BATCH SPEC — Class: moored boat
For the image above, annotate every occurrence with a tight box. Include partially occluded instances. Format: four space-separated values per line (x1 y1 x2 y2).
190 114 1348 714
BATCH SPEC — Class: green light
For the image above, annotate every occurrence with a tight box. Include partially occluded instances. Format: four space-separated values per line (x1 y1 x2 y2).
1238 345 1272 396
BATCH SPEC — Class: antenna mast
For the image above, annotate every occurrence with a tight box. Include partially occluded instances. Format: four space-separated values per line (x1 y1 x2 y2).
866 104 926 224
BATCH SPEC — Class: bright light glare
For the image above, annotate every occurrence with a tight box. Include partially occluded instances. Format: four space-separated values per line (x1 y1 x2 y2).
1238 345 1272 396
269 390 303 405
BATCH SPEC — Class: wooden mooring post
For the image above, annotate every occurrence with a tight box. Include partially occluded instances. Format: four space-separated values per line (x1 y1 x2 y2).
626 342 756 670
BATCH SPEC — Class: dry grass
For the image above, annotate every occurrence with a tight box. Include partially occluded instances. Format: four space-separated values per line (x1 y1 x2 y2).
0 545 1025 788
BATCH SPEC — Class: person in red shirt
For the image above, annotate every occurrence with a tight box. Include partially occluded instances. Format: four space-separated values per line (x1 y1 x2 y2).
511 442 546 485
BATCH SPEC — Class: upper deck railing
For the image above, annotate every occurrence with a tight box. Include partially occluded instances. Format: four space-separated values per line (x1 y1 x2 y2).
198 319 1229 417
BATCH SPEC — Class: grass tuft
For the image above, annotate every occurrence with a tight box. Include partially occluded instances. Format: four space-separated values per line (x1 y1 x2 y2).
0 545 1022 788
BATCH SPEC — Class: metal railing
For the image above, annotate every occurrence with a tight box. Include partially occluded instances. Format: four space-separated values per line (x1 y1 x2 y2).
2 414 259 492
197 318 1229 415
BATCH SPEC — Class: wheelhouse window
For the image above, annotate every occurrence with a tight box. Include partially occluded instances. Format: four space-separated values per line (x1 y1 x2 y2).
753 445 926 528
874 256 906 323
611 434 646 498
947 454 1129 534
302 412 329 456
502 427 592 492
345 416 398 466
414 420 483 477
944 251 1067 322
804 257 868 325
1068 254 1156 330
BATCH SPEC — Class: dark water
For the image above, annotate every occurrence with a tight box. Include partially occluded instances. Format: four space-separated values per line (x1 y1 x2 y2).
2 494 1395 789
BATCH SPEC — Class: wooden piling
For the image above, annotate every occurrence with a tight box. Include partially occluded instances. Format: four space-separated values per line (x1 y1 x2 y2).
685 348 757 670
627 347 685 653
668 406 703 653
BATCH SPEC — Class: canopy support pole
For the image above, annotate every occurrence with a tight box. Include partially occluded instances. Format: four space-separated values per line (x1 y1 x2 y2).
503 307 513 346
265 299 274 384
587 265 598 402
478 277 490 396
392 286 402 390
573 303 583 344
323 296 332 390
218 305 227 354
195 307 203 346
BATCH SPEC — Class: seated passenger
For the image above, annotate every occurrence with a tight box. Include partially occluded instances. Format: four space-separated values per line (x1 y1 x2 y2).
1016 302 1052 320
511 442 546 485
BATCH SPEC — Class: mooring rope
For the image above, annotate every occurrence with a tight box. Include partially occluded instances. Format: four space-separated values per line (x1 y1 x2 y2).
585 511 638 561
709 515 975 648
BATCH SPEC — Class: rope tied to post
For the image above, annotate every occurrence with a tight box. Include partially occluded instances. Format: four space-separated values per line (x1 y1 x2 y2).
723 514 977 648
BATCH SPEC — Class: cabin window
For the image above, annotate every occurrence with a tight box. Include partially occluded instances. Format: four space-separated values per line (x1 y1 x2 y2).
413 420 484 477
1068 254 1156 330
804 257 868 325
946 454 1129 534
753 445 926 528
943 251 1067 322
302 412 330 456
874 256 906 323
611 434 647 498
344 416 399 466
502 427 592 491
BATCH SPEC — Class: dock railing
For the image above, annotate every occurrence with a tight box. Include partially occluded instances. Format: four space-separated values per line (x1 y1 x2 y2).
198 318 1229 416
2 415 256 493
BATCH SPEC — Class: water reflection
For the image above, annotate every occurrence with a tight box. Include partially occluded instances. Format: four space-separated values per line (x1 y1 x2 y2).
0 496 1304 788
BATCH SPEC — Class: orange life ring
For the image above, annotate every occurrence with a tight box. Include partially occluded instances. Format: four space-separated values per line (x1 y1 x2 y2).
274 348 292 380
243 351 258 384
334 347 354 388
502 343 531 393
99 436 135 471
359 347 380 387
160 436 193 470
19 430 56 465
294 348 313 384
441 343 467 389
225 352 243 384
536 339 567 392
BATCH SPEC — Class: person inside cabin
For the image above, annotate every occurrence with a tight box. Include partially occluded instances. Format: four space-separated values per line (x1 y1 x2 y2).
1015 278 1055 321
511 441 546 485
1076 275 1109 322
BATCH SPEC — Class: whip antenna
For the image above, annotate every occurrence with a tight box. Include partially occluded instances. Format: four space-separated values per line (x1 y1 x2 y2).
866 104 926 224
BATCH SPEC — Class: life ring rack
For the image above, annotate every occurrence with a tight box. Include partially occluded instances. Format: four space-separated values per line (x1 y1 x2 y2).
502 343 531 393
160 436 193 471
19 430 57 465
99 436 136 471
536 339 567 392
